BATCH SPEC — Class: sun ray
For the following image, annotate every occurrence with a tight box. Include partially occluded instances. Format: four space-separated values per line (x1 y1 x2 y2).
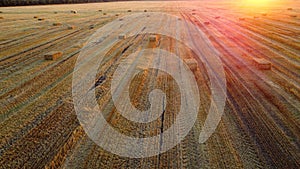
243 0 273 7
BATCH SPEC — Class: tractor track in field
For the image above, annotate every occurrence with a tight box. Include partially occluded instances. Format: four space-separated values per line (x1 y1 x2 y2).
0 13 144 117
193 10 300 76
197 15 300 102
182 10 300 168
0 27 62 49
0 18 117 96
205 13 300 98
0 16 113 65
65 15 169 169
179 12 241 168
190 10 300 97
0 14 112 50
0 30 81 64
1 13 152 166
196 8 300 63
185 11 300 136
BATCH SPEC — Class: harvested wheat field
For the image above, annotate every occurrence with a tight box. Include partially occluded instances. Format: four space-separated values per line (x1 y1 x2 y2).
0 1 299 168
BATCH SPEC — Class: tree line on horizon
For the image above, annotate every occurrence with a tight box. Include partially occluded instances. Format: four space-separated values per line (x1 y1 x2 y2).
0 0 136 7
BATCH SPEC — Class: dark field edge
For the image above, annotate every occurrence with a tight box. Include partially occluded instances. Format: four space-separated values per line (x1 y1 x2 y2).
0 0 145 7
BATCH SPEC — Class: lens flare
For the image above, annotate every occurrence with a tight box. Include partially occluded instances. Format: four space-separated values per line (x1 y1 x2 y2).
243 0 272 7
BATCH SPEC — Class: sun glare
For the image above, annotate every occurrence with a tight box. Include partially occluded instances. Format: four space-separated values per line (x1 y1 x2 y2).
243 0 274 7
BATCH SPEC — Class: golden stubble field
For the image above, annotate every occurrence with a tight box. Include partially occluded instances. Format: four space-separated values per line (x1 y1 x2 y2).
0 1 299 168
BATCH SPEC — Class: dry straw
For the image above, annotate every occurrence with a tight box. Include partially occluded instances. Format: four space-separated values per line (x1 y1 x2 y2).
149 35 157 42
118 34 126 39
252 58 272 70
44 51 63 60
185 59 198 71
53 23 62 26
68 25 75 30
204 21 210 25
71 10 77 14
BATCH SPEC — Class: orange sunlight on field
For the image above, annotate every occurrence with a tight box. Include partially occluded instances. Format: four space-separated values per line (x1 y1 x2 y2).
243 0 273 7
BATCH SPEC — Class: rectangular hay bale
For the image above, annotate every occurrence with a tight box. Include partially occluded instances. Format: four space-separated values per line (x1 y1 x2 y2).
119 34 126 39
185 59 198 71
149 35 158 42
53 22 62 26
261 13 267 16
252 58 271 70
71 10 77 14
204 21 210 25
44 51 63 60
68 25 75 29
89 25 95 29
